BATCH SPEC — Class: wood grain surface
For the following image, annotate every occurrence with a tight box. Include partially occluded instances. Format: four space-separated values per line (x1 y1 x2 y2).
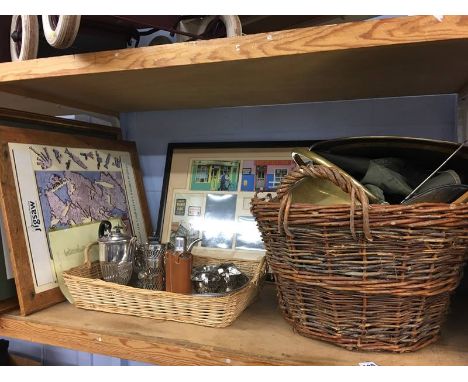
0 126 152 316
0 297 18 315
0 85 118 117
1 15 468 82
0 16 467 113
0 108 121 139
0 285 467 365
0 91 118 120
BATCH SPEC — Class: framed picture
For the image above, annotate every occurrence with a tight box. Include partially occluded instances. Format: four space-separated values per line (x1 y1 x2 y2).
157 141 316 261
0 125 151 315
1 212 16 305
0 107 121 140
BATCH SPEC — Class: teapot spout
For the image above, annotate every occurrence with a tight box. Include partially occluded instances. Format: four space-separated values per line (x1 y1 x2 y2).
187 238 202 253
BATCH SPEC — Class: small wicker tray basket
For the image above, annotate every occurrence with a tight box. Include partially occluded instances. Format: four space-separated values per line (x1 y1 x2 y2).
63 254 266 327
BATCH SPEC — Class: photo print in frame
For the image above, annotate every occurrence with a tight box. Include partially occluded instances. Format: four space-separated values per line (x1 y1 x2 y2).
157 141 317 261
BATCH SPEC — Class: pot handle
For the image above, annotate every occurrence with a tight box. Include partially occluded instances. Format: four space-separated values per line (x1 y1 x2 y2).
291 147 379 203
291 147 336 168
276 164 372 241
84 241 99 268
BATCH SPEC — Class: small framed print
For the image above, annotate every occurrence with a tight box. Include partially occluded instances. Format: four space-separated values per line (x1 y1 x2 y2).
190 160 240 191
158 141 317 261
174 199 187 215
188 206 201 216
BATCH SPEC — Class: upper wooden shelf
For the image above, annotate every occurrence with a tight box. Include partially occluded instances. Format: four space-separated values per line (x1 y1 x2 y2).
1 284 467 365
1 15 468 116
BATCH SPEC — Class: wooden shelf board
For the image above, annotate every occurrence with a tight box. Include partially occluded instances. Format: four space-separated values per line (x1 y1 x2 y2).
0 285 466 365
0 107 121 138
0 16 468 113
0 91 111 118
0 297 18 315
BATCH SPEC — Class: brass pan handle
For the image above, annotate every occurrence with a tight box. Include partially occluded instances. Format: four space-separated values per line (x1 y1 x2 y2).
291 147 380 204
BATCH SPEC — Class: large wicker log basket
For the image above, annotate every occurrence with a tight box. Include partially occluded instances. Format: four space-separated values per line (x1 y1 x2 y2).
251 164 468 352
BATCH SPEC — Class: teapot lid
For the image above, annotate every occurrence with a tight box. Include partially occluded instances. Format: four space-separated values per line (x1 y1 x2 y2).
99 226 132 243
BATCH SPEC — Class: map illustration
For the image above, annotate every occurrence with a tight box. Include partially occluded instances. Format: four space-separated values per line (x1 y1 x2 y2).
9 143 146 293
35 171 130 231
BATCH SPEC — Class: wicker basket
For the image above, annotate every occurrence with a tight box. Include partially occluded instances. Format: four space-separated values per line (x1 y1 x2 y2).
251 164 468 352
63 254 266 327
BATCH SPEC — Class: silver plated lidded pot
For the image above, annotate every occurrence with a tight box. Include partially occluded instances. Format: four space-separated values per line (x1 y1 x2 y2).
85 220 137 285
97 221 136 263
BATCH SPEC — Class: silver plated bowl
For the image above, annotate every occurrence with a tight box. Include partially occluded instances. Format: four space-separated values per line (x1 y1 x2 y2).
191 263 250 295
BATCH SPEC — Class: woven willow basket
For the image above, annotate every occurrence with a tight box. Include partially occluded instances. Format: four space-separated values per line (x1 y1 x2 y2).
63 255 266 328
251 164 468 352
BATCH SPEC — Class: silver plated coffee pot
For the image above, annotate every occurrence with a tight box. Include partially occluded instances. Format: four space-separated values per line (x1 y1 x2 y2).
97 221 136 263
85 220 137 285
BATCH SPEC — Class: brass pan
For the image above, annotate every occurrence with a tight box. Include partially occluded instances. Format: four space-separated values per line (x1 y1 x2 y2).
291 147 381 204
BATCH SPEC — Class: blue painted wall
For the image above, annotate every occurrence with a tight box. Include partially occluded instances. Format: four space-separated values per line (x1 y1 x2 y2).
4 337 151 366
122 95 458 227
3 94 458 365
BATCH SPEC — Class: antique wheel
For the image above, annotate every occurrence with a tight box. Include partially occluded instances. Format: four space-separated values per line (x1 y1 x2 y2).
41 15 81 49
197 15 242 38
176 15 242 43
175 17 202 43
10 15 39 61
149 35 173 46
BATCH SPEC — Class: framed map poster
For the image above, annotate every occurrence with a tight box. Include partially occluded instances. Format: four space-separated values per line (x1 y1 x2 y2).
0 126 151 315
157 141 317 262
1 212 16 305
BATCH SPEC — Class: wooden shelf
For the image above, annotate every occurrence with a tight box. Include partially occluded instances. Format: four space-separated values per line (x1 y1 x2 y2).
0 16 468 115
1 15 468 366
0 284 467 365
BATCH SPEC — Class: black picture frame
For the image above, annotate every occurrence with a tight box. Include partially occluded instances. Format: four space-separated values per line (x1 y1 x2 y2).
156 140 318 242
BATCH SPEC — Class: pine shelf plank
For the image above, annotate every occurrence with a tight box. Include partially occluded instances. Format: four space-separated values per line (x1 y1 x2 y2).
0 16 468 114
0 285 466 365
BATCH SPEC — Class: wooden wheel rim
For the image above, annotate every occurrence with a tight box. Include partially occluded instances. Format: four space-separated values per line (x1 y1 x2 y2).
10 15 39 61
176 15 242 43
197 16 242 38
41 15 81 49
12 15 22 57
48 15 60 30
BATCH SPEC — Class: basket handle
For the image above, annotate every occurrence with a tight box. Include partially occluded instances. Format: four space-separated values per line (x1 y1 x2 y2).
276 164 372 241
251 256 267 286
84 241 99 268
290 147 379 203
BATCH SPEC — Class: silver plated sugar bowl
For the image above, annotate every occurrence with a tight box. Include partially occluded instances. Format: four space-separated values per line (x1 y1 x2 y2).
135 234 167 290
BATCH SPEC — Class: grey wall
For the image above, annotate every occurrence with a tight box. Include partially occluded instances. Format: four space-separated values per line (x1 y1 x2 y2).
122 95 458 227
